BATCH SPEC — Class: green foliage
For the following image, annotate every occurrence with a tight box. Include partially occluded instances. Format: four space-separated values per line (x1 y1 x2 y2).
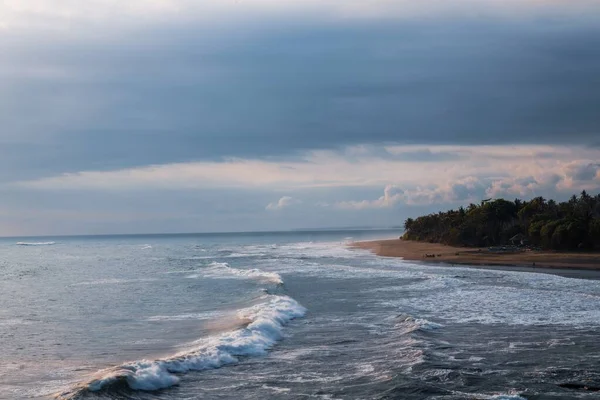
590 220 600 249
403 192 600 251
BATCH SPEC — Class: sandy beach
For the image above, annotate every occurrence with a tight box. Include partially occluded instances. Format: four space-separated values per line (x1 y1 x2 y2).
353 238 600 270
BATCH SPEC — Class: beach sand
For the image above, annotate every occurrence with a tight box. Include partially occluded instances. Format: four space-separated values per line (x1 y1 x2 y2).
353 239 600 270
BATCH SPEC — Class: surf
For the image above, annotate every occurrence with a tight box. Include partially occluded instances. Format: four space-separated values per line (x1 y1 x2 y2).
16 241 56 246
55 294 306 399
203 262 284 285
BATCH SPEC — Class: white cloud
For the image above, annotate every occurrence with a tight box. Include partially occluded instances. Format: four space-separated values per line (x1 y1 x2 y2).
1 0 595 31
4 144 600 235
16 145 600 198
266 196 300 211
336 185 405 210
336 177 489 209
333 163 600 210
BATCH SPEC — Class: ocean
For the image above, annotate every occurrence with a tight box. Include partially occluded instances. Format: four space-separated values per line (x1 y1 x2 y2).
1 230 600 399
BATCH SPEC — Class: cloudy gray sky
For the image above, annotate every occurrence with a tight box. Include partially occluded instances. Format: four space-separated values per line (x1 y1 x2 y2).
1 0 600 236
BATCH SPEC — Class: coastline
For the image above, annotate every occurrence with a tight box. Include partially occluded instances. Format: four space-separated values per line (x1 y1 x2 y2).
353 238 600 271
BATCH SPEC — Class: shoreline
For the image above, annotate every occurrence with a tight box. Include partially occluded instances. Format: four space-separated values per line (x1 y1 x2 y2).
352 238 600 273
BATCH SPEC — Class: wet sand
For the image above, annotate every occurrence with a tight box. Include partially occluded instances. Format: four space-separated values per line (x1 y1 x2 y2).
353 238 600 271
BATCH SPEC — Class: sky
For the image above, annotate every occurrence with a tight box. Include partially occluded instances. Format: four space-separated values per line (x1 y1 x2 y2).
1 0 600 236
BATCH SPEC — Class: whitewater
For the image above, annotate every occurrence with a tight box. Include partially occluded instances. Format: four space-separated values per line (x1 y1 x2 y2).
57 295 305 398
1 231 600 399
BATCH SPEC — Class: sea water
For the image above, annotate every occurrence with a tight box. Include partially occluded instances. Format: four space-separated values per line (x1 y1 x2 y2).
1 230 600 399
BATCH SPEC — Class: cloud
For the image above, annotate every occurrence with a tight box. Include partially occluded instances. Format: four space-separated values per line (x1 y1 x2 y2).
333 163 600 210
16 145 600 197
565 162 600 182
4 0 597 31
336 185 404 210
1 4 599 184
1 0 600 235
266 196 300 211
337 177 490 209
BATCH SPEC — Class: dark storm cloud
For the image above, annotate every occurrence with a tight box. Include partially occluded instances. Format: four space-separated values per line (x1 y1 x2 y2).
1 12 600 181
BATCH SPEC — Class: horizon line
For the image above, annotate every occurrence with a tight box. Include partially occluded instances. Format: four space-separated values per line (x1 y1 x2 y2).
0 226 404 240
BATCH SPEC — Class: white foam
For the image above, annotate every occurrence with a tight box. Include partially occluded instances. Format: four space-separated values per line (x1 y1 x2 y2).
71 278 158 286
140 244 152 249
267 259 418 281
16 241 55 246
414 319 443 331
58 295 305 397
225 252 267 258
365 258 600 327
356 363 375 374
180 256 214 260
407 284 600 326
0 318 33 326
547 338 575 347
447 391 526 400
276 241 357 258
395 315 443 334
262 384 291 393
204 262 283 285
213 241 600 328
146 311 222 322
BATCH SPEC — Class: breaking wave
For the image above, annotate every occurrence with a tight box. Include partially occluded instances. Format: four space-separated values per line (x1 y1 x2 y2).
395 314 443 334
203 262 283 285
16 241 56 246
55 294 305 399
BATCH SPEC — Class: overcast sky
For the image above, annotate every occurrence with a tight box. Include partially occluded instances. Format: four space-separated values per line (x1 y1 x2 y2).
1 0 600 236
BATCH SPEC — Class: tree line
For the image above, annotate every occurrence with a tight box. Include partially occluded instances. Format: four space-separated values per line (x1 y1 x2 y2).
403 191 600 251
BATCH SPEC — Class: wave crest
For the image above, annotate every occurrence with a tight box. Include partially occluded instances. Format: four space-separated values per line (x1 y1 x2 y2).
205 262 283 285
16 241 56 246
56 294 305 398
395 314 443 334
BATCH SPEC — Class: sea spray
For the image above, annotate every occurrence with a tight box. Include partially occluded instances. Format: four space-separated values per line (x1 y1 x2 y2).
202 262 284 285
56 294 305 398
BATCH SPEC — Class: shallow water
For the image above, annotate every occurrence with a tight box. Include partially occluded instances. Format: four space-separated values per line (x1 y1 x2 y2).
1 230 599 399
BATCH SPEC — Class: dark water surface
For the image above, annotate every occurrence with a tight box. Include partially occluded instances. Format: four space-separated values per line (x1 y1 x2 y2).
1 230 599 399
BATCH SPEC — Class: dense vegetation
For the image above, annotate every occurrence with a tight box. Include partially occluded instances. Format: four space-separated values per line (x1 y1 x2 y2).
403 191 600 251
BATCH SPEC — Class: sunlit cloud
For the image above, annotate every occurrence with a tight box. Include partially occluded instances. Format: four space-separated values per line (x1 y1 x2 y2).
266 196 301 211
1 0 599 234
2 0 598 31
17 145 600 207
